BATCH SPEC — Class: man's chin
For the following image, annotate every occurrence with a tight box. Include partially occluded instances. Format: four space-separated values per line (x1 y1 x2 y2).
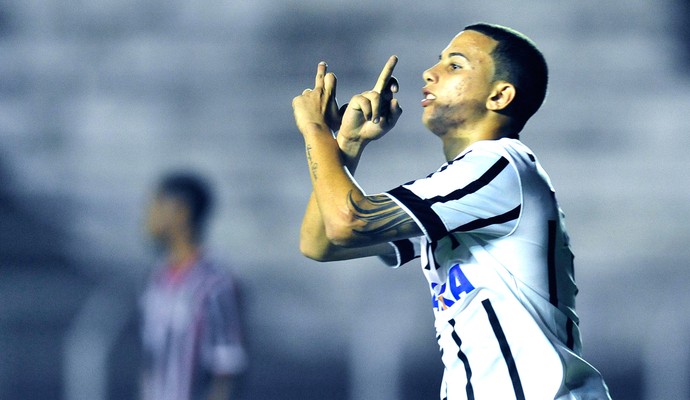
423 117 448 138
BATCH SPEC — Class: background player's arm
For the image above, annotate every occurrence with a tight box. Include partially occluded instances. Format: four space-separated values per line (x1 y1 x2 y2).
293 58 421 254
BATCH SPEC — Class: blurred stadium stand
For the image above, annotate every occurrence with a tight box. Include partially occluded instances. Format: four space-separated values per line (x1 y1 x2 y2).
1 1 690 399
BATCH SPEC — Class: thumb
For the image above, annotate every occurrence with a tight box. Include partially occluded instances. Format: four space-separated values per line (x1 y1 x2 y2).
388 99 403 126
339 103 349 117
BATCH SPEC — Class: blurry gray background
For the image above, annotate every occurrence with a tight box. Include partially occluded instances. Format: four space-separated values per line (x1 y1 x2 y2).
1 0 690 399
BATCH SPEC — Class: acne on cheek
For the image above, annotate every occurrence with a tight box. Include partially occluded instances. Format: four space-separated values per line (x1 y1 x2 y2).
453 81 469 92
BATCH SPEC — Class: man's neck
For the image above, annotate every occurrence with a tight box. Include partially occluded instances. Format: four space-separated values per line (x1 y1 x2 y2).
441 131 501 161
442 135 472 161
167 238 200 270
440 121 514 161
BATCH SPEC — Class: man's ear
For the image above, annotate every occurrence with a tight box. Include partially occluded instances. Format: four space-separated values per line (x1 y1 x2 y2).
487 82 516 111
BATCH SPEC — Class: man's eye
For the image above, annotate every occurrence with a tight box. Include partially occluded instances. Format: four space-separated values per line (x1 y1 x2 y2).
450 64 461 70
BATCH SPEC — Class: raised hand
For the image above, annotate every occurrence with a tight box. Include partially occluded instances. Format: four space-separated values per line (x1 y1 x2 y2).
292 61 343 135
339 55 403 145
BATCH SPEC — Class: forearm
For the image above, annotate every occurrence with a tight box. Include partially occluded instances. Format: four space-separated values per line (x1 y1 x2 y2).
301 132 406 260
299 137 361 258
300 191 396 261
337 132 368 174
302 123 367 245
299 192 332 259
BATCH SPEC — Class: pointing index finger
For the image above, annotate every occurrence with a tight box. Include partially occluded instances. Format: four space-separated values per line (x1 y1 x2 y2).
372 55 398 93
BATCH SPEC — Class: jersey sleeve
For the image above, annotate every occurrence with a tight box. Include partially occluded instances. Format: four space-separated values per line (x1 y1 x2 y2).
384 145 522 242
379 237 422 268
199 276 248 376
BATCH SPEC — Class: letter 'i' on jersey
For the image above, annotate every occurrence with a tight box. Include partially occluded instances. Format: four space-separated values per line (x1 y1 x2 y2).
382 138 611 399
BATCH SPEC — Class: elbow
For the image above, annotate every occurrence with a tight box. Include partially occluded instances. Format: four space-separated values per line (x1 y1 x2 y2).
299 240 329 262
323 220 357 248
298 209 360 261
299 226 341 262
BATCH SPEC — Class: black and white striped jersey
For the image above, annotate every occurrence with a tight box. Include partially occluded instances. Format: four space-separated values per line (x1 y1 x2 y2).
383 138 610 399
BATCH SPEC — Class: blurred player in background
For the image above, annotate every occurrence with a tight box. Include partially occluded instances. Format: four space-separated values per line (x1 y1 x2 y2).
292 23 611 399
140 171 247 400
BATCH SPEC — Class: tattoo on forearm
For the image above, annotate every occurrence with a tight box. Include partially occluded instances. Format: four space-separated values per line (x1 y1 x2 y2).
306 144 318 180
348 191 413 237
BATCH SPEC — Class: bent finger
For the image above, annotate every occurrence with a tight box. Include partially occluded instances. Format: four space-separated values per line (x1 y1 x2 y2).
351 95 373 121
388 76 399 94
380 76 399 106
359 90 383 123
388 98 403 125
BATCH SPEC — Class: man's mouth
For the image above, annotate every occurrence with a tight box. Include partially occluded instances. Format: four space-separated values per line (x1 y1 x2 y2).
421 90 436 107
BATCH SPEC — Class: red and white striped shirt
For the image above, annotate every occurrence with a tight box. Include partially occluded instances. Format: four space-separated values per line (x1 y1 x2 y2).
140 255 247 400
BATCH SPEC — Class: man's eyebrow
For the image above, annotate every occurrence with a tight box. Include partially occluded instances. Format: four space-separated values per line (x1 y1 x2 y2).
448 52 469 60
439 52 470 61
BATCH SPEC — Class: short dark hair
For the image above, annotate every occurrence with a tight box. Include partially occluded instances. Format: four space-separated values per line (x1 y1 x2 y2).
464 23 548 134
158 171 213 239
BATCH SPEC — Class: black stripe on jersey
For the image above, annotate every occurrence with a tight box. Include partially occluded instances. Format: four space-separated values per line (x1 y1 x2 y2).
450 205 521 234
547 220 558 307
566 318 575 351
448 319 475 400
388 186 447 241
433 150 473 176
392 239 416 265
426 156 510 204
481 299 526 400
429 241 441 270
388 157 511 242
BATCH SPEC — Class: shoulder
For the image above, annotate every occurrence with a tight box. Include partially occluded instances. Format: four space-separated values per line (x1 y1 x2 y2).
195 256 240 290
464 139 540 173
466 138 530 158
442 139 519 175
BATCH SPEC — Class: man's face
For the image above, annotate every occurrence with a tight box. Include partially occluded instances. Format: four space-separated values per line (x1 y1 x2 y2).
421 30 498 136
146 193 186 243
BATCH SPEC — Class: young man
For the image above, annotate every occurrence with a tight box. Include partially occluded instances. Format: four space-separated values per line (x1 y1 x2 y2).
292 23 611 399
140 172 247 400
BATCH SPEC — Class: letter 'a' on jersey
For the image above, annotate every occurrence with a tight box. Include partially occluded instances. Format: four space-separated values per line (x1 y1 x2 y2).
381 138 611 400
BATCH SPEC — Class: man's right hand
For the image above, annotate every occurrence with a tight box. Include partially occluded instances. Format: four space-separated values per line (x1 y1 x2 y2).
338 56 403 147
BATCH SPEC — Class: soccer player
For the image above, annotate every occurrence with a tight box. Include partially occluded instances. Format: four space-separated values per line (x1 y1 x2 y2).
292 23 611 399
140 172 247 400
